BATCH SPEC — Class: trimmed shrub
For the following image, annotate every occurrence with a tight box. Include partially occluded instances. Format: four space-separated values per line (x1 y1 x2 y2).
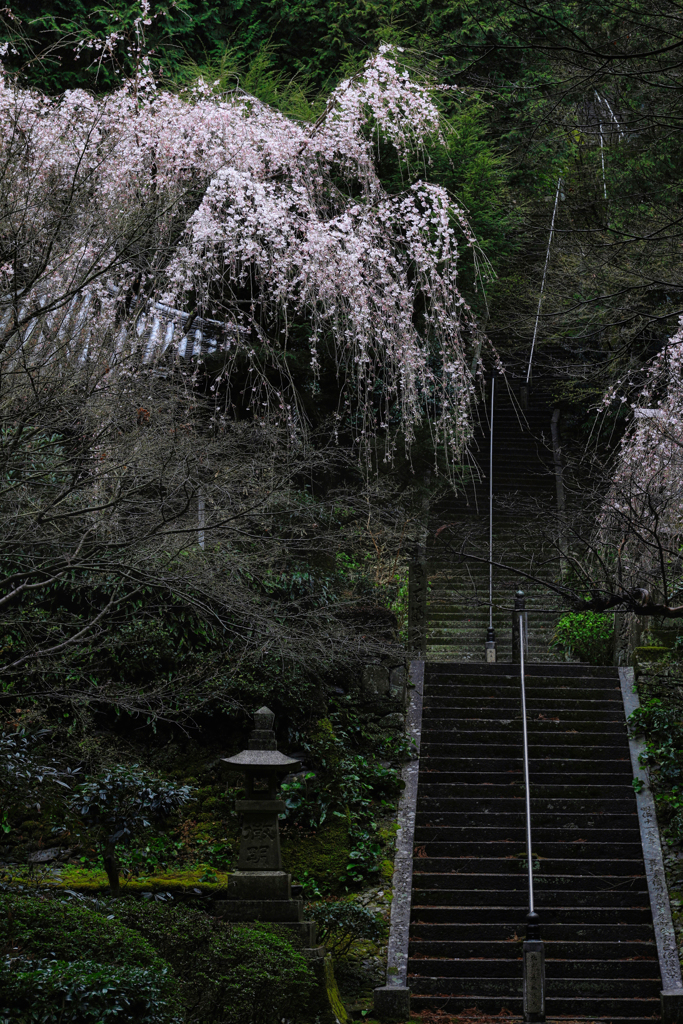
0 894 168 971
112 901 315 1024
1 959 178 1023
0 894 180 1023
551 611 614 665
305 899 385 956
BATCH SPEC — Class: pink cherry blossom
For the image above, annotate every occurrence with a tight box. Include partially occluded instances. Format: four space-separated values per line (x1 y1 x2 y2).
0 46 486 472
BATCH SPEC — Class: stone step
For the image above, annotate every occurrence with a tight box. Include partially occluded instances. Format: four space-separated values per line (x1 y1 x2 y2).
424 662 618 677
412 871 647 892
408 953 658 975
410 920 655 939
409 996 658 1020
422 711 626 725
421 740 631 757
412 888 648 908
410 905 655 925
422 724 627 741
408 976 660 999
417 787 636 807
413 857 646 875
416 770 632 785
426 601 560 610
413 825 639 844
416 796 637 816
418 756 631 772
420 713 627 731
421 686 620 700
423 697 624 710
425 648 563 660
415 781 635 797
412 851 647 872
415 812 639 830
424 675 620 687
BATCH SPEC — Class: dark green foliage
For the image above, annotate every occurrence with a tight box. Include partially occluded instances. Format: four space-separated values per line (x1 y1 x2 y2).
0 894 314 1024
1 959 178 1024
102 620 183 681
73 767 192 846
0 893 168 971
305 899 385 956
2 576 221 688
110 901 315 1024
0 729 82 835
228 654 330 715
282 718 403 829
1 1 226 95
281 711 406 884
629 698 683 841
629 699 683 786
551 611 614 665
71 767 193 890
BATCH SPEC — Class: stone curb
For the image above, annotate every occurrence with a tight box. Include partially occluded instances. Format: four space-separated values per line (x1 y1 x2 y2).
620 666 683 1022
373 659 424 1019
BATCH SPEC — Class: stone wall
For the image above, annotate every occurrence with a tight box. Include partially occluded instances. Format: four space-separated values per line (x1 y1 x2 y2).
352 659 410 736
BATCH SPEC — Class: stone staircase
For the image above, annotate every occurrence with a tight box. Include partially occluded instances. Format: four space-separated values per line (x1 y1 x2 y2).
408 661 661 1021
426 378 569 662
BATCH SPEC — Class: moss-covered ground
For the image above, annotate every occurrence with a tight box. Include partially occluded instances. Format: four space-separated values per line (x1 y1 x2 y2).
0 686 410 1021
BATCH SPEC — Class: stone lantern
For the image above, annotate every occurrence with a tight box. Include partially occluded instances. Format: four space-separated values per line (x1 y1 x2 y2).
218 707 318 947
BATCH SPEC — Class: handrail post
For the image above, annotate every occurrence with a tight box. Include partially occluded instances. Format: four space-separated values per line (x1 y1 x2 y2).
520 611 545 1022
512 589 526 663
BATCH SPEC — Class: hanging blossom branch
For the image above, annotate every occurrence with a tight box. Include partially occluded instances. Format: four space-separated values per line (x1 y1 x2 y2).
589 316 683 612
0 42 489 477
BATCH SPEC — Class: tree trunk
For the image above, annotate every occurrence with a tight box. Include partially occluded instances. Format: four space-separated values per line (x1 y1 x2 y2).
103 836 120 894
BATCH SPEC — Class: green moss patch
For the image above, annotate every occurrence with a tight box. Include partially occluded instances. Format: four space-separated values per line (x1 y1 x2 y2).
636 646 671 666
23 863 230 895
281 820 351 891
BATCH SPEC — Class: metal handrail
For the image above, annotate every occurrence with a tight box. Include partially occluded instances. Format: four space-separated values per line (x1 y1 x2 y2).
485 372 496 662
519 611 535 921
519 609 545 1021
489 374 495 637
526 176 562 386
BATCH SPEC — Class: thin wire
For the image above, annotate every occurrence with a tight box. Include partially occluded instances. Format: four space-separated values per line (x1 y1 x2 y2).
598 123 608 200
489 374 495 632
198 488 206 551
520 612 534 915
526 177 562 385
594 89 624 140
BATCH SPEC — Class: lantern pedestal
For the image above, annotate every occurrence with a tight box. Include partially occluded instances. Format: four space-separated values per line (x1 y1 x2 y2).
228 869 290 900
234 797 286 872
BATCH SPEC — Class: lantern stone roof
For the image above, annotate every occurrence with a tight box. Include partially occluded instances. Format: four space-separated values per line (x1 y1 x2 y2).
222 749 300 770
